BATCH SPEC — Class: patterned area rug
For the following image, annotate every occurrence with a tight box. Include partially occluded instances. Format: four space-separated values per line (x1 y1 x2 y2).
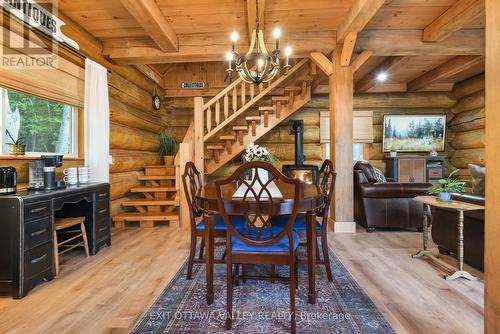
130 244 395 334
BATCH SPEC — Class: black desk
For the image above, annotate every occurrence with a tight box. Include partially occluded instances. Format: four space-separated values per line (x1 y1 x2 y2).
0 183 111 298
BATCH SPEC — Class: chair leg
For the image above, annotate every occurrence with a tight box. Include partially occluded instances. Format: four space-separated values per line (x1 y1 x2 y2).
198 238 205 260
316 242 321 262
234 264 240 287
53 231 59 276
242 264 247 283
321 233 333 282
289 253 296 334
186 233 196 280
294 252 299 289
80 222 90 257
226 255 233 330
271 264 276 283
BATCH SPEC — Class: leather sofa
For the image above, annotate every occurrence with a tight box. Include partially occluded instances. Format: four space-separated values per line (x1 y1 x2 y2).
431 193 484 271
353 162 431 232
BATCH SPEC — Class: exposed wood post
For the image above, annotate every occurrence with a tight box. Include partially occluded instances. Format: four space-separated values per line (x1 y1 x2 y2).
330 47 355 233
193 97 204 175
178 142 192 228
485 0 500 331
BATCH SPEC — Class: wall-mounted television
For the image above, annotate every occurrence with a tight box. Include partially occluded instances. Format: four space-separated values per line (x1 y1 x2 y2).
382 115 446 152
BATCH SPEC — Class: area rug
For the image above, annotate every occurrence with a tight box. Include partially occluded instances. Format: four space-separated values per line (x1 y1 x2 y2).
130 244 395 334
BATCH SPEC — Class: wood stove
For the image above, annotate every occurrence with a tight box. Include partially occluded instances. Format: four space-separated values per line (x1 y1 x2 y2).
282 120 319 184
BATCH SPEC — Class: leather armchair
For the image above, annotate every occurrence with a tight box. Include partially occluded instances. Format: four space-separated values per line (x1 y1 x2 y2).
353 162 431 231
431 193 484 271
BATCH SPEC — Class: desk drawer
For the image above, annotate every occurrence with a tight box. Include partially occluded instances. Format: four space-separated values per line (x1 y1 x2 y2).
95 219 110 240
96 189 109 200
24 201 52 221
96 199 109 219
24 216 52 251
24 242 52 279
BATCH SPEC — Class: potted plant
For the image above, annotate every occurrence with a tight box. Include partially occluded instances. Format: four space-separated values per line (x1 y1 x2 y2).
6 130 25 156
242 143 277 183
428 169 465 202
158 130 177 166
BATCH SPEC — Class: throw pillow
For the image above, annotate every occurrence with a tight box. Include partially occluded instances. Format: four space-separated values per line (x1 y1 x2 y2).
468 164 485 196
373 167 387 183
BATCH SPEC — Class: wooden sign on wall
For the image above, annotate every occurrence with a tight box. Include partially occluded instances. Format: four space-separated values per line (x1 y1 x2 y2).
181 82 205 89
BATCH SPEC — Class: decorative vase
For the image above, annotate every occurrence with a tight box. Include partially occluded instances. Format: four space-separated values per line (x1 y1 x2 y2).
251 167 269 185
438 192 452 202
163 156 174 166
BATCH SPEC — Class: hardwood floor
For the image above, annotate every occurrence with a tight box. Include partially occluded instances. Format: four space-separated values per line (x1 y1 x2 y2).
0 225 483 334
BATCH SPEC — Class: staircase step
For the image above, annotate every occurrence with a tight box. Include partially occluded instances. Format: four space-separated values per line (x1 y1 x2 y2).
258 106 275 112
130 187 177 193
245 116 262 122
113 212 179 222
137 175 175 181
206 145 224 150
232 125 248 131
299 76 314 82
284 86 302 92
122 199 179 206
220 135 236 141
272 96 289 101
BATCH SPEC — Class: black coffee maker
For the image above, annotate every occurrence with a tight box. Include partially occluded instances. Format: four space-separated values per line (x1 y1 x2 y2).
41 155 64 190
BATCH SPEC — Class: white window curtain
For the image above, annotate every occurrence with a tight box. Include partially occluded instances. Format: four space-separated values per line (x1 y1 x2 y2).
84 59 110 183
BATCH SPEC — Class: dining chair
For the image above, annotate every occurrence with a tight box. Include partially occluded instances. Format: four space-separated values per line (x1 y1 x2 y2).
182 161 246 280
215 161 301 333
272 159 336 281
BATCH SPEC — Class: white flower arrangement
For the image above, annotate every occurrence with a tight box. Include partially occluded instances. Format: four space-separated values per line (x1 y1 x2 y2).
242 143 277 164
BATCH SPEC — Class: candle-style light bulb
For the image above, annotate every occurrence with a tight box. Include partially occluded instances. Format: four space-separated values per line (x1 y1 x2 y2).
284 46 292 67
226 51 233 70
230 31 238 51
272 28 281 50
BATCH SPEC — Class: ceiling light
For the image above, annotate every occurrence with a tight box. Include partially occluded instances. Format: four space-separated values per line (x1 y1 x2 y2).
376 72 388 82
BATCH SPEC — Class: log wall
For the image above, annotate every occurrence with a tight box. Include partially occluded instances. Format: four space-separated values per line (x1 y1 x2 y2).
448 73 485 187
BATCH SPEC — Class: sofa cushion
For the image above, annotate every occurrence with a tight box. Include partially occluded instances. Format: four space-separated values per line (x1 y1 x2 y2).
468 164 485 196
353 161 378 183
361 183 431 198
373 167 387 183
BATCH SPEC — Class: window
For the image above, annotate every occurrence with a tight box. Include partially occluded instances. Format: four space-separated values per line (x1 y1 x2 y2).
323 143 366 161
0 88 78 156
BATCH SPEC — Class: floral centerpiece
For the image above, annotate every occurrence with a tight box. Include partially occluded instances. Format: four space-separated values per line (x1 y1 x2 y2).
242 143 277 164
242 143 277 183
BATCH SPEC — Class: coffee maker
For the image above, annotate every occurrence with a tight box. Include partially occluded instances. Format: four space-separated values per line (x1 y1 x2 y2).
41 155 64 190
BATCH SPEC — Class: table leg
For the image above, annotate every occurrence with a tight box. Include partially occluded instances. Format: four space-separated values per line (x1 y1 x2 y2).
445 210 477 281
412 203 431 258
306 211 316 304
204 213 215 304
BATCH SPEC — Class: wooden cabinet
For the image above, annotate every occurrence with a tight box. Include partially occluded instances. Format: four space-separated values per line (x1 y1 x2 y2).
387 157 445 183
0 183 110 299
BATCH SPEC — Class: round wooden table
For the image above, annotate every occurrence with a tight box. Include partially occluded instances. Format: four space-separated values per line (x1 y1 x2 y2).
196 180 324 305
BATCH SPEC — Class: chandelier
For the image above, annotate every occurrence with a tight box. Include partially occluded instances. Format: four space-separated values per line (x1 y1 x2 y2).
226 0 292 84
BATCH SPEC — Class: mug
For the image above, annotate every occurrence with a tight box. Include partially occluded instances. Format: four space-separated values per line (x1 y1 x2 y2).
78 166 89 184
63 175 78 185
64 167 78 176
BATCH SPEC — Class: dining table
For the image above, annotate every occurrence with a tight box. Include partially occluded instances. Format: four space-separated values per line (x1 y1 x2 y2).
196 180 324 305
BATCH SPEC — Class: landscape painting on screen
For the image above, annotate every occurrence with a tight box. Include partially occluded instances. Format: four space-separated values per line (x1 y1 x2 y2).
383 115 446 152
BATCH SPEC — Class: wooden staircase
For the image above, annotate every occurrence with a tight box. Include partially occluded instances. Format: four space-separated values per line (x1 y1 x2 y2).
194 58 315 175
112 165 179 228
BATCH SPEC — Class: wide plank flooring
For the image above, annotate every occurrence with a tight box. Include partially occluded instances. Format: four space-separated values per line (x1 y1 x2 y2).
0 225 483 334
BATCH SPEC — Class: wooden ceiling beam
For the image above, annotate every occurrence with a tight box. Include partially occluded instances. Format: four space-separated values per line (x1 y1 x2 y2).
407 55 485 92
423 0 485 42
246 0 266 43
350 50 373 73
340 32 357 66
103 31 336 64
336 0 386 43
135 65 164 88
309 52 333 76
120 0 178 52
356 29 485 56
355 56 410 93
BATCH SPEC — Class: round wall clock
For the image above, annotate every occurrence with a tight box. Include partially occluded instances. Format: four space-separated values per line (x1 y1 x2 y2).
152 86 161 111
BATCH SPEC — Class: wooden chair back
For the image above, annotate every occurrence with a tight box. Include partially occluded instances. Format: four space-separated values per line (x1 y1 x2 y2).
215 161 301 248
182 162 203 226
317 159 336 222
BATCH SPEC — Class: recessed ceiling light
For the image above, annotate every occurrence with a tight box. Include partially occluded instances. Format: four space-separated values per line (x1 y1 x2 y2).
376 72 388 82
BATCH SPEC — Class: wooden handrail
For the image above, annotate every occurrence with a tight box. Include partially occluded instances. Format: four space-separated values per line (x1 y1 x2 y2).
202 58 309 142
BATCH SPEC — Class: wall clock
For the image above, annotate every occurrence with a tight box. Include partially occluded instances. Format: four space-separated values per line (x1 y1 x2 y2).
152 86 161 111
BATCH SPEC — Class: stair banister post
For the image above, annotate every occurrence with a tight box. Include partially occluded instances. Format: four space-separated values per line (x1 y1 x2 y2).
178 142 193 228
194 97 205 178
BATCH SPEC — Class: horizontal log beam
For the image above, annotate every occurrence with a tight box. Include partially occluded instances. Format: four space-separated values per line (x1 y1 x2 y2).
452 73 485 100
451 90 485 114
423 0 485 42
407 56 485 92
356 29 485 56
103 31 336 64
